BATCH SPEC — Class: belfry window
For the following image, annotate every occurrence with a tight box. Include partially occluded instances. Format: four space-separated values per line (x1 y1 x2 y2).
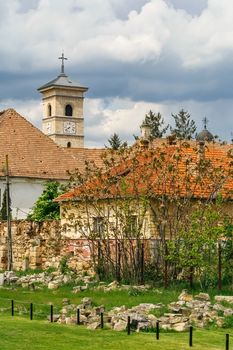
65 104 73 116
47 104 52 116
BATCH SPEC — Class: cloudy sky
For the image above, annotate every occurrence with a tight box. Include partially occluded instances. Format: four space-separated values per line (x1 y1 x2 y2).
0 0 233 147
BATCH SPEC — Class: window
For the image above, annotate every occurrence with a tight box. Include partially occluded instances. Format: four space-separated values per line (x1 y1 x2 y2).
125 215 138 237
67 142 71 148
47 104 52 116
65 104 73 116
93 217 104 236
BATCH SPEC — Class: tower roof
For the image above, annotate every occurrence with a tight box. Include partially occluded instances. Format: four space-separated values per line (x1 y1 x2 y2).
196 117 214 142
196 129 214 142
38 72 88 91
38 53 88 92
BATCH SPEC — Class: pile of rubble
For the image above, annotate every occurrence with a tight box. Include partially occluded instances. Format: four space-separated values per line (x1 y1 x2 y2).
53 290 233 332
55 297 164 332
0 270 95 290
1 271 233 332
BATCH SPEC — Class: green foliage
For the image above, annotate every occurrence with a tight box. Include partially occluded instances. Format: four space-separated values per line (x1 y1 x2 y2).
222 315 233 328
170 109 196 139
107 133 127 150
167 204 227 288
27 182 61 221
59 255 70 274
128 287 145 296
0 188 10 221
144 110 169 138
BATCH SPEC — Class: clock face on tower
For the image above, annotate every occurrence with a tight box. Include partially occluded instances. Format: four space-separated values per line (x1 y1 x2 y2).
63 121 76 134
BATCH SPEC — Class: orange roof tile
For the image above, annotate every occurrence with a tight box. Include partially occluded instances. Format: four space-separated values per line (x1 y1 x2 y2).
56 141 233 202
0 109 105 179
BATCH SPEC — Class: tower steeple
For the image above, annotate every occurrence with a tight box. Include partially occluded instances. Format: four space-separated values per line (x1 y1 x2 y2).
38 55 88 148
58 52 67 74
196 117 214 142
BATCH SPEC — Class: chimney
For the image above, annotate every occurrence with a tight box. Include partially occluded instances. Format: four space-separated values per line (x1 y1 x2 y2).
198 140 205 160
140 121 152 140
139 121 152 150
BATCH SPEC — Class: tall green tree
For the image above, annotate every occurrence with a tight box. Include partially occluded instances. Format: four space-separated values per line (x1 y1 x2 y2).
28 182 61 221
144 110 169 138
0 188 9 220
107 133 127 150
170 109 196 140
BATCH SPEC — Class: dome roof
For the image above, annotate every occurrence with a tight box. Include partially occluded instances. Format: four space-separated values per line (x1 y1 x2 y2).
196 128 214 142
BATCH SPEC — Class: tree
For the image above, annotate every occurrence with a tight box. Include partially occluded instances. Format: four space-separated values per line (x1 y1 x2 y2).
62 141 233 286
167 202 227 288
0 188 10 220
28 182 61 221
107 133 127 150
170 109 196 139
144 110 169 138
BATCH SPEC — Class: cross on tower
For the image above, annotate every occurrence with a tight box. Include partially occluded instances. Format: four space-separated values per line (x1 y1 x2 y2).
58 52 68 74
203 117 208 129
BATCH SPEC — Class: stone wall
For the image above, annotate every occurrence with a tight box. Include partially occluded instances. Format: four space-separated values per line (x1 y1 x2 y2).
0 220 93 272
0 220 160 273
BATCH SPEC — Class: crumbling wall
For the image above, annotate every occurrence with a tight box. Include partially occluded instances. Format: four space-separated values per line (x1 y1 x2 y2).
0 221 92 272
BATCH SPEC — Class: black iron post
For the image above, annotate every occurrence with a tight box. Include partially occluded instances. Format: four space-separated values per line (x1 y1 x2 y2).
30 303 33 320
101 312 104 329
156 320 159 340
50 305 53 323
11 300 14 316
189 326 193 347
127 316 130 335
77 308 80 325
226 334 229 350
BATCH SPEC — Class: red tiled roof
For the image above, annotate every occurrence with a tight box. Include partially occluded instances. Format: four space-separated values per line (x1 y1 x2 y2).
0 109 105 179
56 141 233 202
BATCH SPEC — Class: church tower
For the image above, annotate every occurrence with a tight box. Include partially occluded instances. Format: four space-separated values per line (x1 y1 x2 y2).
38 54 88 148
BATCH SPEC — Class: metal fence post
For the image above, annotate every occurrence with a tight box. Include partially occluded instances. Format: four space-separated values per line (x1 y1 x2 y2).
226 334 229 350
11 300 14 316
156 320 159 340
127 316 130 335
189 326 193 347
50 305 53 323
30 303 33 320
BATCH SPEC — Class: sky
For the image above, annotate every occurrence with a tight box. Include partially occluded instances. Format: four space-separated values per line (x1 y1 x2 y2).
1 0 233 147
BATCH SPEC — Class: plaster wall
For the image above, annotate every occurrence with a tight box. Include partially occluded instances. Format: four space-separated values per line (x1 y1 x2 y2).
0 178 46 219
60 199 153 239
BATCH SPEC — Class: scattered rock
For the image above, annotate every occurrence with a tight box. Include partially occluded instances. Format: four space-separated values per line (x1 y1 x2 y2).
178 290 193 302
195 293 210 301
81 297 92 308
48 281 60 290
0 273 4 286
113 320 127 331
87 321 100 330
215 296 233 304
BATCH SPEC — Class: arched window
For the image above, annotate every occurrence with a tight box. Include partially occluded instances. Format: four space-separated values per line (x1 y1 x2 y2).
47 104 52 116
67 142 71 148
65 104 73 116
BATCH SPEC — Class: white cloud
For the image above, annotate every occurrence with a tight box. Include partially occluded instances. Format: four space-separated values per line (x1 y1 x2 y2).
84 97 233 146
1 0 233 72
0 99 42 127
1 96 232 147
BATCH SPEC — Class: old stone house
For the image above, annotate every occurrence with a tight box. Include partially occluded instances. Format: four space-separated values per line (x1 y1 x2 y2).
56 139 233 240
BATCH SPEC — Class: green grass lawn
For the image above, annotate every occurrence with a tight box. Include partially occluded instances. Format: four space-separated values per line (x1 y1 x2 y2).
0 284 233 349
0 284 181 312
0 316 232 350
0 282 233 319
